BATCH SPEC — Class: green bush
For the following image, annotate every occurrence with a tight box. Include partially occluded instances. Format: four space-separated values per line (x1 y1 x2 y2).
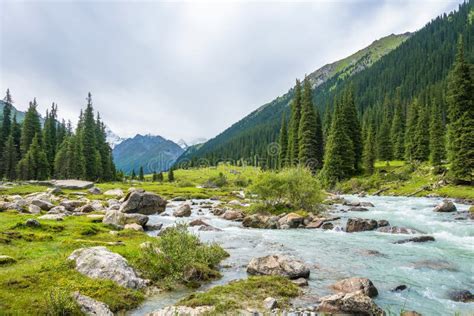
202 172 228 188
136 224 228 288
249 167 322 211
44 288 81 316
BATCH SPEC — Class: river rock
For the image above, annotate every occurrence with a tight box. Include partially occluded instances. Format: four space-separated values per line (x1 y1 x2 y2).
198 225 222 232
104 189 124 197
377 220 390 227
345 218 378 232
52 179 94 190
38 214 65 221
222 209 244 221
247 254 310 279
317 291 384 315
292 277 309 287
189 218 210 227
60 200 86 211
88 187 102 195
321 222 334 230
28 204 42 214
125 213 149 226
377 226 420 234
392 285 408 292
394 236 435 244
433 199 457 212
278 213 304 228
124 223 144 231
448 289 473 302
120 191 167 215
263 297 278 310
242 214 270 228
72 292 113 316
401 311 422 316
331 277 378 298
174 204 192 217
30 199 54 211
348 207 369 212
412 259 457 271
68 246 148 289
147 306 213 316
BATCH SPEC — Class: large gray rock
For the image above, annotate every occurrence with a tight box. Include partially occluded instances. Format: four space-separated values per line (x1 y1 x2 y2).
28 204 42 214
120 191 167 215
38 214 65 221
125 213 149 226
433 199 457 212
221 209 244 221
394 236 435 244
278 213 304 228
173 204 192 217
331 277 378 298
104 189 124 197
30 199 54 211
102 210 126 228
72 292 113 316
317 291 384 315
147 306 213 316
60 200 86 211
247 254 310 279
346 218 378 233
68 246 148 289
48 205 68 214
88 187 102 195
52 180 94 190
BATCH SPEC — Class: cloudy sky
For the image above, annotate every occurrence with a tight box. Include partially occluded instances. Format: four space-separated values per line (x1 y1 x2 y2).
0 0 463 142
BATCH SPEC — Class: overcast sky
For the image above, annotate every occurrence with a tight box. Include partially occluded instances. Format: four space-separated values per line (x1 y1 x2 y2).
0 0 463 142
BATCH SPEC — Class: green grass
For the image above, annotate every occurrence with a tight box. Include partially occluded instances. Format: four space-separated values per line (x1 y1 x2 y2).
178 276 300 314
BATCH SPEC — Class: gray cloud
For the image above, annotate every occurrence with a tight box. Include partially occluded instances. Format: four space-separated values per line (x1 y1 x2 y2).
0 0 462 141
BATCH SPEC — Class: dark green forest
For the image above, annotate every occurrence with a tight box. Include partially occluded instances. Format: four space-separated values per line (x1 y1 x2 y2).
176 1 474 182
0 92 116 181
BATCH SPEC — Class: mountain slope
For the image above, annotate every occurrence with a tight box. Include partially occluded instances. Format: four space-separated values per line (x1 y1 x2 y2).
176 33 410 166
0 100 30 123
113 134 184 174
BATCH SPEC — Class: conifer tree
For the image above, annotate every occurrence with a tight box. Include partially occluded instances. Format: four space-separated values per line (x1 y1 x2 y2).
152 170 157 182
20 99 42 155
429 100 445 166
168 168 175 182
43 103 58 175
2 135 17 180
342 88 362 172
131 169 136 180
278 113 288 168
390 90 405 160
139 166 144 181
315 108 324 169
320 100 354 186
298 77 320 172
17 134 49 180
322 106 332 144
80 93 98 180
405 98 419 161
0 89 13 158
377 109 393 162
413 102 430 161
287 79 302 165
362 124 376 174
54 137 71 179
158 171 164 182
10 114 21 160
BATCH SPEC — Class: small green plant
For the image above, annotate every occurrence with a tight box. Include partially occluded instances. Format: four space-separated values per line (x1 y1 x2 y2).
44 288 81 316
203 172 228 188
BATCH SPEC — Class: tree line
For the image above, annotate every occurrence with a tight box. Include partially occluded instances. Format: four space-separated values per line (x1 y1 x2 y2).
0 92 116 181
278 37 473 186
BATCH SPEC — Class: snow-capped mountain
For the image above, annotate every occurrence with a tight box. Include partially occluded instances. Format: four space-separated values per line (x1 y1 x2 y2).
177 138 207 149
105 126 125 149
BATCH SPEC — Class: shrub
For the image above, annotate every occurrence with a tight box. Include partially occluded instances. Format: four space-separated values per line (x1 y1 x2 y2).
249 167 322 211
233 175 249 187
136 224 228 288
45 288 81 316
202 172 228 188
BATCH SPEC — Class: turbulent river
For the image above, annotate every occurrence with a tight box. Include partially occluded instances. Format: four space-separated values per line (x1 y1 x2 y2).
130 195 473 316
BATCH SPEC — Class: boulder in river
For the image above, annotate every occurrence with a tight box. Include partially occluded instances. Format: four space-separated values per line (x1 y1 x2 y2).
189 218 210 227
278 213 304 228
412 259 458 272
73 292 113 316
242 214 270 228
433 199 457 212
348 207 369 212
392 285 408 292
68 246 148 289
120 191 167 215
345 218 378 232
331 277 378 298
448 289 473 302
377 226 421 234
317 291 384 315
173 204 192 217
401 311 422 316
221 209 244 221
246 254 310 279
394 236 435 244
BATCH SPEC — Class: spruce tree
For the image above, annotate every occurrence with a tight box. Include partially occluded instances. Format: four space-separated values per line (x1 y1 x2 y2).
2 135 17 180
20 99 42 155
362 124 376 174
17 134 49 180
287 79 302 165
278 113 288 168
429 100 446 166
390 91 405 160
80 93 98 180
131 169 136 180
158 171 164 182
405 98 419 161
0 89 13 158
413 102 430 161
446 36 474 183
139 166 144 181
168 168 175 182
320 100 354 186
298 77 319 172
152 170 157 182
342 89 362 172
377 110 393 162
43 103 58 175
10 114 21 159
54 137 71 179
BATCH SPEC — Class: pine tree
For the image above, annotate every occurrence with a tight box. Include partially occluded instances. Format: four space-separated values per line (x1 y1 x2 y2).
158 171 164 182
168 168 175 182
315 107 324 168
429 100 446 166
446 36 474 183
139 166 144 181
342 88 362 172
390 90 405 160
20 99 42 155
2 135 17 180
320 100 354 186
17 134 49 180
54 137 71 179
79 93 98 180
377 110 393 162
278 113 288 168
323 105 332 145
10 114 21 159
152 170 157 182
43 103 58 175
287 79 302 165
413 102 430 161
362 123 376 174
405 98 419 161
0 89 13 159
131 169 136 180
298 77 320 172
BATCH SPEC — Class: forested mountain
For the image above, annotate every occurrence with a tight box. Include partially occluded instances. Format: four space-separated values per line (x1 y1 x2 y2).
175 33 410 166
113 134 183 175
176 1 473 168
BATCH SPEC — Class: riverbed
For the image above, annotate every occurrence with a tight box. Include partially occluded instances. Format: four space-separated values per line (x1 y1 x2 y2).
130 195 473 316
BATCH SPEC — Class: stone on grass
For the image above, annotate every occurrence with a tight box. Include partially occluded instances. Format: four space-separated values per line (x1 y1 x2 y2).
88 187 102 195
102 210 126 228
52 180 94 190
38 214 65 221
68 246 148 289
120 191 167 215
25 218 41 227
28 204 42 214
104 189 124 197
124 223 144 231
73 292 113 316
0 255 16 265
60 200 86 211
30 199 54 211
247 254 310 279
